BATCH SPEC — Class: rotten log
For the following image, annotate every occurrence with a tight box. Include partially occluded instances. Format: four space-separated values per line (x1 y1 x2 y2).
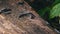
0 0 58 34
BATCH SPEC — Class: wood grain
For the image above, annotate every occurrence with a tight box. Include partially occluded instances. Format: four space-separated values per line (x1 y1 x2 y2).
0 0 57 34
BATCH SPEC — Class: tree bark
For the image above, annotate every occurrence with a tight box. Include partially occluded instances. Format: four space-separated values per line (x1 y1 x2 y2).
0 0 57 34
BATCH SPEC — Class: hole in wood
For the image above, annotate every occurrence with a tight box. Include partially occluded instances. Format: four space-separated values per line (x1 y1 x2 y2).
17 1 24 5
19 13 35 19
0 8 12 14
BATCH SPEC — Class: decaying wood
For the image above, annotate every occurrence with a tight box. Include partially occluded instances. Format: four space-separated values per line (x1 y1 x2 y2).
0 0 57 34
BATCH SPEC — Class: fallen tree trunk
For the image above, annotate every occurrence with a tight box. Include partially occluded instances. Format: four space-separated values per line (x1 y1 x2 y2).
0 0 57 34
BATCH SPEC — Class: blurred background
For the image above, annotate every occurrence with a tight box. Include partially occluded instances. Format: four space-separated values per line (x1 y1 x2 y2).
25 0 60 32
